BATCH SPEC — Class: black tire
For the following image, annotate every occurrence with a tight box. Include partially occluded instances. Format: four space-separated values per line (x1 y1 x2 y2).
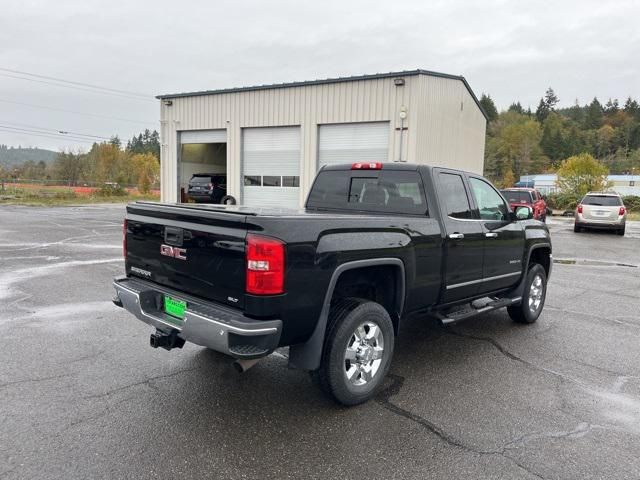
220 195 237 205
617 227 625 236
508 264 547 324
573 223 581 233
314 298 394 406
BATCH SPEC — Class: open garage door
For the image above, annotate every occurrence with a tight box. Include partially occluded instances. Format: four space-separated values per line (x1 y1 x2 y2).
318 122 389 169
179 129 227 203
242 126 300 208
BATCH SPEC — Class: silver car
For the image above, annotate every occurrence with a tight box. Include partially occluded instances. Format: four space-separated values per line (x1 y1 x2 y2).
574 192 627 235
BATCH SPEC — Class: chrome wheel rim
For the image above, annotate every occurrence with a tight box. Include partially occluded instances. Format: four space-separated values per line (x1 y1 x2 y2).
528 274 544 313
344 321 385 386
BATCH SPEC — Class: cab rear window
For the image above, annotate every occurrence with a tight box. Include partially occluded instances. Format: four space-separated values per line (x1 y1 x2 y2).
307 170 428 215
190 176 211 184
501 190 533 203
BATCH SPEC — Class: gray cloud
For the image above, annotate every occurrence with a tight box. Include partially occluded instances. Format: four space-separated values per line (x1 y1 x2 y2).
0 0 638 150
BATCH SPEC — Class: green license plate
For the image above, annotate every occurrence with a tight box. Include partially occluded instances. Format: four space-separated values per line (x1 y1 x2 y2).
164 295 187 320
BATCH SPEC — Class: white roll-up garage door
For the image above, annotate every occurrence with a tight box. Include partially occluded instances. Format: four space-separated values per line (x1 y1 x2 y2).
242 126 300 208
318 122 389 169
180 129 226 144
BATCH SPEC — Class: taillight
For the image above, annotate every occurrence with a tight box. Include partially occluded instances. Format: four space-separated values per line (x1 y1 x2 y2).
619 206 626 215
577 204 583 214
123 219 128 258
246 234 285 295
351 162 382 170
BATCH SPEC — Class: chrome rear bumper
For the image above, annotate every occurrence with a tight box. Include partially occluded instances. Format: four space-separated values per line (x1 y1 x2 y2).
113 276 282 359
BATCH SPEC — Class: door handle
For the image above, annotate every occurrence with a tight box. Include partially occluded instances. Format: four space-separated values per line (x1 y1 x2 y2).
485 232 498 238
448 233 465 240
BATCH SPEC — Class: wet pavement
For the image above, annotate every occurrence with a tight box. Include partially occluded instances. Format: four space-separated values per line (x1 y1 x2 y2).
1 206 639 479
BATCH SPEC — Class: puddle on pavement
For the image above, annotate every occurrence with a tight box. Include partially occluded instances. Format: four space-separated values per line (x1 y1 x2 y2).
554 258 638 268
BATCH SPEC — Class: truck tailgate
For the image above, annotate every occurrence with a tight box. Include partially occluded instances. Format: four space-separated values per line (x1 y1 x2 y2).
125 202 248 309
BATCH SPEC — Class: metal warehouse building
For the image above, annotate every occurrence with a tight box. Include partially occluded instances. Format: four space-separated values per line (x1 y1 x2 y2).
157 69 487 207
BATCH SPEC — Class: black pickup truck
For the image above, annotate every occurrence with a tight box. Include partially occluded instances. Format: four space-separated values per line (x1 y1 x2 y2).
113 162 551 405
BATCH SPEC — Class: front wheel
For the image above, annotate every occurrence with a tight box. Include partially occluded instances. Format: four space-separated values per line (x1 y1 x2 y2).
314 298 394 406
507 264 547 324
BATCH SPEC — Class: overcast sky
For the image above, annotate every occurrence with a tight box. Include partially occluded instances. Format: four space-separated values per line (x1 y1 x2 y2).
1 0 638 151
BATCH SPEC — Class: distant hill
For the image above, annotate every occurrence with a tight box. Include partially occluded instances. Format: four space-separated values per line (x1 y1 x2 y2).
0 145 57 166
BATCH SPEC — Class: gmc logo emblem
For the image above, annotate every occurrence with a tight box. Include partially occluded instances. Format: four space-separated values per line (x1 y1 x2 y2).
160 244 187 260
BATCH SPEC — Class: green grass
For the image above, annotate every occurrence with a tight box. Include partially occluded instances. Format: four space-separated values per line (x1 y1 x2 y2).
627 212 640 221
0 191 159 206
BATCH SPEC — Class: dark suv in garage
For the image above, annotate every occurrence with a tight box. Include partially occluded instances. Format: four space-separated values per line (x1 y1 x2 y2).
187 174 227 204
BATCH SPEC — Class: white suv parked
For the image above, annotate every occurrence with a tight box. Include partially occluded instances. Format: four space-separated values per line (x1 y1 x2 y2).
574 192 627 236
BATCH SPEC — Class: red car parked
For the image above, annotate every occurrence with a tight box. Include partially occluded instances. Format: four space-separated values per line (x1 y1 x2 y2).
500 188 548 222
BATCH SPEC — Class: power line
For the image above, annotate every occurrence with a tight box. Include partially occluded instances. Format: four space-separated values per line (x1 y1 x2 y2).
0 120 111 140
0 98 154 125
0 128 96 144
0 72 155 102
0 126 100 143
0 67 152 98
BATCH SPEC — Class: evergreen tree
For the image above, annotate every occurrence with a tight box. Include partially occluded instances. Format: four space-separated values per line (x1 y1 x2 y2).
535 98 550 123
623 97 640 119
565 99 584 123
544 88 559 109
604 98 619 114
508 102 524 114
479 94 498 122
584 97 604 129
535 87 559 123
539 112 568 164
125 130 160 159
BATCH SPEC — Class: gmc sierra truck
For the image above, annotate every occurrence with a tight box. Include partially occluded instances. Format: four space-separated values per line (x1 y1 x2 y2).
113 162 552 405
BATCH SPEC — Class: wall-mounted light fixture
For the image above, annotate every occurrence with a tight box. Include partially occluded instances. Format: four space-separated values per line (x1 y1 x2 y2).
394 78 405 86
162 100 173 106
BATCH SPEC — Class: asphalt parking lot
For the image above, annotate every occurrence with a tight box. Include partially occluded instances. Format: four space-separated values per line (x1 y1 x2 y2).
1 204 639 479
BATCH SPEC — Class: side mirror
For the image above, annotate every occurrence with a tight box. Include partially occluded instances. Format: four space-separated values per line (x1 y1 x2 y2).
515 205 534 220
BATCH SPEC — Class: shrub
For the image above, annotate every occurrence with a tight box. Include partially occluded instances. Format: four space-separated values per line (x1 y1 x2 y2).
545 192 580 210
623 195 640 212
96 184 127 197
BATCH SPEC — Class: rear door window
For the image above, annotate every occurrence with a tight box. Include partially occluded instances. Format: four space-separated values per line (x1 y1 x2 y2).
582 195 621 206
437 173 473 219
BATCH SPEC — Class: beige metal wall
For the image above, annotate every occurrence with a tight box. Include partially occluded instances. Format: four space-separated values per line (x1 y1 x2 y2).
159 74 486 204
413 75 486 173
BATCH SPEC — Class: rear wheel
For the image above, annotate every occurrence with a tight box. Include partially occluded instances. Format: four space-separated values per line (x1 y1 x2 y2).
314 298 394 406
617 226 625 236
508 264 547 324
573 223 581 233
220 195 237 205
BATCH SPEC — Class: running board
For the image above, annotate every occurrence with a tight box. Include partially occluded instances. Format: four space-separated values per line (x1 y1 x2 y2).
437 296 522 326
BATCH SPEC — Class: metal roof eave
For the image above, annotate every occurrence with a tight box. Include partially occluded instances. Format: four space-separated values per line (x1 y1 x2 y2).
156 69 488 121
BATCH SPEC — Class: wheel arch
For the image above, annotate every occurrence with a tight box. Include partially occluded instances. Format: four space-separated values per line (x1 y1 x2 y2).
288 258 405 371
527 243 552 278
511 243 552 300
